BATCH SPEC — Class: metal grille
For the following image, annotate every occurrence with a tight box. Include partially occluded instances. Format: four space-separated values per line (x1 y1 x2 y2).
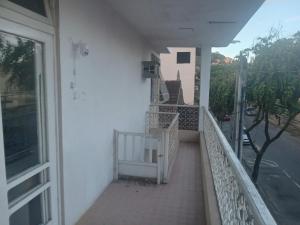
149 104 199 130
145 111 178 134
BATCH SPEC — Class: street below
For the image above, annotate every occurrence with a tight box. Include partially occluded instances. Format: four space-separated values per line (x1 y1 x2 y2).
222 116 300 225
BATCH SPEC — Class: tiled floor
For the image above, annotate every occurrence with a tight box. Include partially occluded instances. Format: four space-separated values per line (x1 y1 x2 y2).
76 142 206 225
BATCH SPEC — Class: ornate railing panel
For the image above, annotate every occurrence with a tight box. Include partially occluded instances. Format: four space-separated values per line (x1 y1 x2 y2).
145 111 177 134
166 114 179 172
149 104 199 130
145 110 179 183
203 107 277 225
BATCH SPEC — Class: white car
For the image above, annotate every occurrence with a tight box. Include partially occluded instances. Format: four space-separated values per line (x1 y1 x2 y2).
242 133 250 145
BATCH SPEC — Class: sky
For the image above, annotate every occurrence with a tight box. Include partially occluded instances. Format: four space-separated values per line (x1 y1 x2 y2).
213 0 300 58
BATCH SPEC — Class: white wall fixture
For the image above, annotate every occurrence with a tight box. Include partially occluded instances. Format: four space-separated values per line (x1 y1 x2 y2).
70 40 89 100
72 40 89 57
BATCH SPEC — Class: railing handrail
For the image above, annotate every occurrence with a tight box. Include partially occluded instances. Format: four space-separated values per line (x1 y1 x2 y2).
146 111 178 115
150 103 199 108
116 130 144 136
203 107 277 225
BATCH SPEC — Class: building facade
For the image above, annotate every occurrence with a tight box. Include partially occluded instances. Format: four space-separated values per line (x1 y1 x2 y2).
160 48 196 105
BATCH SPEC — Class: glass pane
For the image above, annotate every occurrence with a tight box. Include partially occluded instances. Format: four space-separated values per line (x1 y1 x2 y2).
0 32 43 179
177 52 191 64
8 174 41 203
9 0 46 17
8 168 49 204
10 193 43 225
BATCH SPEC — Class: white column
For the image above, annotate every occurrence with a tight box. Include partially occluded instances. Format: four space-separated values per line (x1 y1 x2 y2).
198 46 212 131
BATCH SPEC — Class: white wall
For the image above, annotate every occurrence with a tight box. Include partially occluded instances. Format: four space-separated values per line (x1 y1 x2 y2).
160 48 196 105
58 0 152 224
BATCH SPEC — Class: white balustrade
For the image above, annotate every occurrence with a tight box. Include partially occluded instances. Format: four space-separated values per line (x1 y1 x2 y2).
203 107 277 225
114 111 179 184
149 104 199 130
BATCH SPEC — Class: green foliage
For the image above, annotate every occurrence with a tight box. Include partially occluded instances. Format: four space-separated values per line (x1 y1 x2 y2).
246 30 300 118
194 52 236 107
244 29 300 182
211 52 226 63
0 34 35 91
209 62 237 121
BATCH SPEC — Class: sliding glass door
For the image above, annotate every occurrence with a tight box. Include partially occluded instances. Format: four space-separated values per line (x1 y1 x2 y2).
0 17 59 225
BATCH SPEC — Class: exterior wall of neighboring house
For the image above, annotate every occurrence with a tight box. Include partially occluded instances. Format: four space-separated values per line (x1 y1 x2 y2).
160 48 196 105
58 0 153 224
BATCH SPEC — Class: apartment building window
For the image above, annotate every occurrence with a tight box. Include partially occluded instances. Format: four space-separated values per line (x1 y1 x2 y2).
177 52 191 64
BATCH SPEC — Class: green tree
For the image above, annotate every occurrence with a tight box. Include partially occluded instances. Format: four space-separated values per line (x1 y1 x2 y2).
244 30 300 182
0 34 35 91
211 52 226 64
209 62 237 123
194 52 236 120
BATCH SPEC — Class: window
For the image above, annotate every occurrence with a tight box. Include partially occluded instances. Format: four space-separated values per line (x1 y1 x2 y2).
177 52 191 64
9 0 46 16
0 33 45 180
151 53 160 65
1 32 51 225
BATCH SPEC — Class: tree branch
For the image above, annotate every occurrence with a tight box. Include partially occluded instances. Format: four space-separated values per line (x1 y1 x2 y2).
264 112 271 141
244 129 259 154
269 112 300 144
253 105 262 123
245 106 264 154
246 111 264 133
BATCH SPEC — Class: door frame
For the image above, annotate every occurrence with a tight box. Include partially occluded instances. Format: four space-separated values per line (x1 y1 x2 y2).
0 6 61 225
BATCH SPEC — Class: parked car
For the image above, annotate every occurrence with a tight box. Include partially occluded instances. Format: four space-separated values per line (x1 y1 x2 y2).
242 132 250 145
222 114 231 121
245 107 257 116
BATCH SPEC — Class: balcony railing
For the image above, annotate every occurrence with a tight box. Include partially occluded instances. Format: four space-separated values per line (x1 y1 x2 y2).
150 104 277 224
145 111 179 182
149 104 199 130
113 111 179 184
113 104 276 225
202 107 277 225
80 104 279 225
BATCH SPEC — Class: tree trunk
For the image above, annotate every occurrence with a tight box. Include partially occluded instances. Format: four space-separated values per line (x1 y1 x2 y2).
249 112 299 183
251 152 263 183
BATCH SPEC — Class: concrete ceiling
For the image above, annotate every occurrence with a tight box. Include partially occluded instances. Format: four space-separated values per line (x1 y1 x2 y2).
105 0 264 52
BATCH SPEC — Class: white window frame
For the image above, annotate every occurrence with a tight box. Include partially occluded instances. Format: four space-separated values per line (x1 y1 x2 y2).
0 7 60 225
0 0 52 25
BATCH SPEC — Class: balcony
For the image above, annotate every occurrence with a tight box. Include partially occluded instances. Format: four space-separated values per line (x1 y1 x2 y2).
76 105 277 225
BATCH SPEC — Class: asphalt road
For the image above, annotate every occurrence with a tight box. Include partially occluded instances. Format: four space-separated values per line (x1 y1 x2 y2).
242 116 300 225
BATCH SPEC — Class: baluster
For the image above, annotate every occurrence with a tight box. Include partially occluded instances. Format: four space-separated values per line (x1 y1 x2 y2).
124 134 127 160
140 136 144 161
132 135 135 160
149 137 153 163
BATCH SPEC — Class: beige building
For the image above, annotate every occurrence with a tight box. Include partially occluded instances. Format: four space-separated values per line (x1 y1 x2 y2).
160 48 196 105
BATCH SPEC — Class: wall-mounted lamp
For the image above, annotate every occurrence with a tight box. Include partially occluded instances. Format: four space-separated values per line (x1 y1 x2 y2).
70 40 89 100
72 41 89 57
